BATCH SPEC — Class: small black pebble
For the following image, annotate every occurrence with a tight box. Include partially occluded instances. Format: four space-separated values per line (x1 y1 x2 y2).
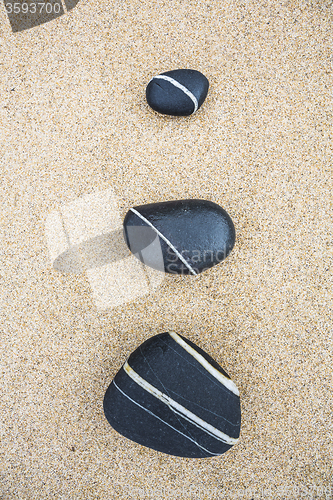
123 199 235 275
146 69 209 116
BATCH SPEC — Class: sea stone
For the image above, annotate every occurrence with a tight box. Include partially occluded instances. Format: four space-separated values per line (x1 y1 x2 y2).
103 332 241 458
123 199 236 275
146 69 209 116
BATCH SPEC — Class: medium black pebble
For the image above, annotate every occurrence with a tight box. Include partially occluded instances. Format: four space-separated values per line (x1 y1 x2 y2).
123 199 236 275
146 69 209 116
103 332 241 458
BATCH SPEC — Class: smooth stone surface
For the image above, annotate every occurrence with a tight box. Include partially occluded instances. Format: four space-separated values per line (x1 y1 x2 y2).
103 332 241 458
123 199 236 275
146 69 209 116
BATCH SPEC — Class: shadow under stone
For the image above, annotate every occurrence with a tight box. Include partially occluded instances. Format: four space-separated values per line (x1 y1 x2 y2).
63 0 80 11
53 228 131 274
52 225 161 274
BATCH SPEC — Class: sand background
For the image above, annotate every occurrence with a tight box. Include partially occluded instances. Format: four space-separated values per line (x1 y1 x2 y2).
0 0 332 498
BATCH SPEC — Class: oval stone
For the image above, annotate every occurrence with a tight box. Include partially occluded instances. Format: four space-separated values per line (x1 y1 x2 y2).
146 69 209 116
103 332 241 458
123 199 236 275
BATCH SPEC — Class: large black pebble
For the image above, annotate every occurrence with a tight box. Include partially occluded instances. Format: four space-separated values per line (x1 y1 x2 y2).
103 332 241 458
146 69 209 116
123 199 236 275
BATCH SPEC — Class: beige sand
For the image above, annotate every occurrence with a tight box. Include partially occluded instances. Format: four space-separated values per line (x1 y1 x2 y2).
0 0 332 498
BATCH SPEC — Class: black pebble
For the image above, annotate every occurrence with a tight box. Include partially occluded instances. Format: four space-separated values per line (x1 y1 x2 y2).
103 332 241 458
123 199 236 275
146 69 209 116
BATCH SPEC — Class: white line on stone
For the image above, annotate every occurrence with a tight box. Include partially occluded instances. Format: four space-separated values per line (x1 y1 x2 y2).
124 362 238 445
169 331 240 396
152 75 198 114
129 208 197 275
113 380 220 456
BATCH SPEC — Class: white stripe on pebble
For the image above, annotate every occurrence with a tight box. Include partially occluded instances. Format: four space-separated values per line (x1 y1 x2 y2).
124 362 238 445
169 331 240 396
152 75 198 113
113 380 220 455
129 208 197 275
